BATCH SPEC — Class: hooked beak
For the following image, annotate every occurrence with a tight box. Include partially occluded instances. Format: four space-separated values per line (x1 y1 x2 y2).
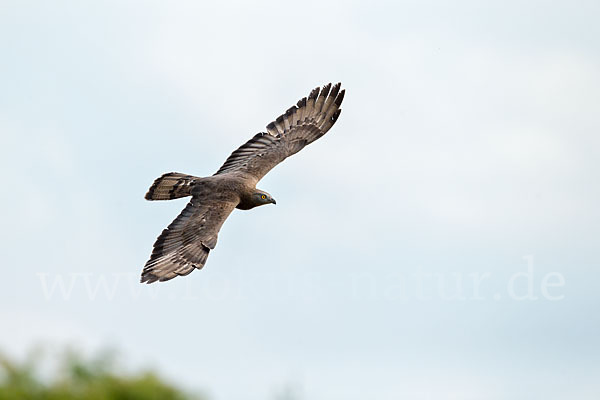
270 198 277 205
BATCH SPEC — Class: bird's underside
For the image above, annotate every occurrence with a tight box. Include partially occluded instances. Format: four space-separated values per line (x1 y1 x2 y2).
141 83 345 283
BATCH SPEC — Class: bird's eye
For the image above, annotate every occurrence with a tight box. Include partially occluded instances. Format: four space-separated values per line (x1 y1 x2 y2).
261 195 266 200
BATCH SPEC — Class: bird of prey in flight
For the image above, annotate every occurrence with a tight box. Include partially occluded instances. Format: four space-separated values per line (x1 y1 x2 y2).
141 83 345 283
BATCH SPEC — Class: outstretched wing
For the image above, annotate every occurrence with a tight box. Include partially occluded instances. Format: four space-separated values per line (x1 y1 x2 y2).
215 82 345 182
141 196 237 283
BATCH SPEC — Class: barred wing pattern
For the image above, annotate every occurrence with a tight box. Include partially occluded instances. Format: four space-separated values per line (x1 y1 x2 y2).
141 196 237 283
215 83 345 182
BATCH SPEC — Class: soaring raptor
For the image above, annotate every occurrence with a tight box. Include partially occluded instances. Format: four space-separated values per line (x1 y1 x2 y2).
141 83 345 283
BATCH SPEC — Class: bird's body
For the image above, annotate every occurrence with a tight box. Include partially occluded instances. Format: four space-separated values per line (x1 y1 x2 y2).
188 174 270 209
141 83 345 283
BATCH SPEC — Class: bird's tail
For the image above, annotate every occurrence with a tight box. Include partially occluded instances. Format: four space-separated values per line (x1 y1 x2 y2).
145 172 198 200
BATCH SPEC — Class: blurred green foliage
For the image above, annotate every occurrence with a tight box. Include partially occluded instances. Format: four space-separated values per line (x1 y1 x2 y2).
0 348 204 400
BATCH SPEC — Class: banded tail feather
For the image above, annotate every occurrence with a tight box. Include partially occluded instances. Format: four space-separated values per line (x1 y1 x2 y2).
145 172 198 200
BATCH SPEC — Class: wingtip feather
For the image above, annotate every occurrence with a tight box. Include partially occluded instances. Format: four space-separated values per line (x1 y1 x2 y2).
335 89 345 106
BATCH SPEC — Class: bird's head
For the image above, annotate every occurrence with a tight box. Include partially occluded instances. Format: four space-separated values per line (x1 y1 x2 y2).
253 190 276 206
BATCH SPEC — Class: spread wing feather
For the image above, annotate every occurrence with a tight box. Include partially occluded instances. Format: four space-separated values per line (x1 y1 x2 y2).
141 196 237 283
214 82 345 182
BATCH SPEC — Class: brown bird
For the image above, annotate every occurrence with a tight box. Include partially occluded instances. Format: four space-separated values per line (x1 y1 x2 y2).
141 83 345 283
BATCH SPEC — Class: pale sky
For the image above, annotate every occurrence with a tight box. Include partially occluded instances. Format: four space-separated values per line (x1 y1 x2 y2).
1 1 599 399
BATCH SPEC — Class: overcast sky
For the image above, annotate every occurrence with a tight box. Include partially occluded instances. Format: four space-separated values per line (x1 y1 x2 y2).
1 1 599 399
